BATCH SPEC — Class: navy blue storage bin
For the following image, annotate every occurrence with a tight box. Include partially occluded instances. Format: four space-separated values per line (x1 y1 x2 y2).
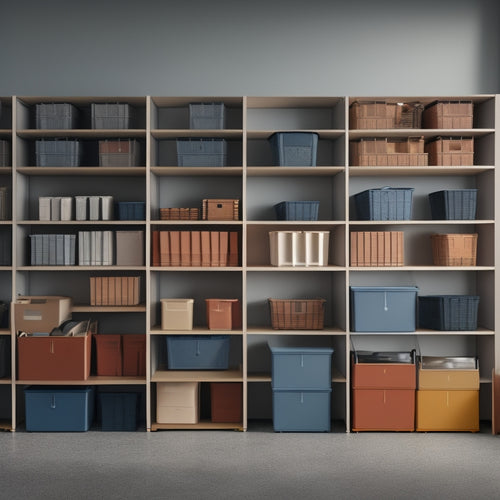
418 295 479 331
99 392 138 431
273 389 331 432
176 138 227 167
270 346 333 390
269 132 319 166
116 201 146 220
354 187 414 220
0 336 11 378
274 201 320 221
24 386 94 432
428 189 477 220
350 286 418 332
166 335 230 370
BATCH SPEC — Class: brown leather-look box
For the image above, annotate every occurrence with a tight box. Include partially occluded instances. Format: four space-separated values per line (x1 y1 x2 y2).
352 363 416 390
352 388 415 431
17 330 91 381
210 382 242 423
95 334 123 376
122 334 146 377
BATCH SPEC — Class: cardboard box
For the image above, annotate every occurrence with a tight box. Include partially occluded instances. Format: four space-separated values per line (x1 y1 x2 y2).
18 330 92 381
156 382 199 424
14 296 72 334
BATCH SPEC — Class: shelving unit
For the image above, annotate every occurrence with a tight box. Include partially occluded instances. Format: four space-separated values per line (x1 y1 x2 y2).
0 95 497 433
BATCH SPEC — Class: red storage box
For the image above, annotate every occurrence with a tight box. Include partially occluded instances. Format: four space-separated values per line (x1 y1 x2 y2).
95 334 122 376
210 383 243 423
351 363 416 390
205 299 241 330
17 329 92 381
122 334 146 376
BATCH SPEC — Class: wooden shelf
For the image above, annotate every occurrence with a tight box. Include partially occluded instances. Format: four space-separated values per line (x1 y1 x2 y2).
150 327 242 335
247 130 343 140
246 166 344 176
72 304 146 313
247 327 346 335
348 166 495 176
17 129 146 138
151 420 243 431
350 328 495 336
16 167 146 176
16 376 146 385
151 369 243 383
18 220 146 225
150 166 242 176
151 129 242 139
248 367 346 384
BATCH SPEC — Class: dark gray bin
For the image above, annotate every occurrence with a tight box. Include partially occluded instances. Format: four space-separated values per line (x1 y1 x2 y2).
91 103 133 129
176 138 227 167
428 189 477 220
354 187 414 220
35 139 82 167
189 102 225 129
36 103 79 129
418 295 479 331
269 132 319 167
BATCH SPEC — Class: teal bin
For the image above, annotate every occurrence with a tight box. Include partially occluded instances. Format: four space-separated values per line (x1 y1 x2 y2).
24 386 94 432
270 346 334 390
350 286 419 332
272 389 331 432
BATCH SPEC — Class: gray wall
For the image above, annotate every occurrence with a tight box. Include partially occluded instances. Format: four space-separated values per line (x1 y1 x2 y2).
0 0 499 96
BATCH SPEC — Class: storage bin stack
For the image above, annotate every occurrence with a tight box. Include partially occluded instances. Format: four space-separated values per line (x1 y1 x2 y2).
416 356 479 432
269 345 334 432
351 350 416 431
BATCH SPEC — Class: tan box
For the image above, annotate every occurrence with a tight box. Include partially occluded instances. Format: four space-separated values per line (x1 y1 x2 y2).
116 231 144 266
156 382 199 424
431 233 478 266
422 100 473 129
17 329 92 381
90 276 140 306
14 296 72 334
416 389 479 431
425 137 474 166
349 101 424 129
418 368 479 390
350 137 428 166
202 199 239 221
350 231 404 266
161 298 194 330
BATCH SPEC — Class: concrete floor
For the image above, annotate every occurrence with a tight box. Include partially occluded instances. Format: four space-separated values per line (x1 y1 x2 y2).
0 422 499 499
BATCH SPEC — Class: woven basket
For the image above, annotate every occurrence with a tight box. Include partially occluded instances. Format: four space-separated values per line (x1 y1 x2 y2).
431 234 478 266
269 298 326 330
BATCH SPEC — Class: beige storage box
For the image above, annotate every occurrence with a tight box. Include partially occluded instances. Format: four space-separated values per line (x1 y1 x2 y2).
156 382 200 424
116 230 144 266
161 299 194 330
14 296 72 334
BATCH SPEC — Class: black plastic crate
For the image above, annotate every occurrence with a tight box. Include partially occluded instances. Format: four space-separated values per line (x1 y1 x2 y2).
418 295 479 331
354 187 414 221
274 201 319 221
428 189 477 220
98 392 138 431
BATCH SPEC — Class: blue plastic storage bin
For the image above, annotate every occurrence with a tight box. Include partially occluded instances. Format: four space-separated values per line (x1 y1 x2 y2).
428 189 477 220
166 335 230 370
269 346 333 390
354 187 414 220
418 295 479 331
99 392 138 431
116 201 146 220
24 386 94 432
350 286 419 332
269 132 319 166
274 201 320 221
176 138 227 167
272 389 331 432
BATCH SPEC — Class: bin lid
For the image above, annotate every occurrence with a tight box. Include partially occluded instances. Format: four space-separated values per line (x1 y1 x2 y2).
269 346 334 355
350 286 418 292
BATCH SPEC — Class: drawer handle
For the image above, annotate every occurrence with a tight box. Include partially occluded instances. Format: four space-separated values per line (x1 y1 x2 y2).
300 355 304 368
300 392 304 404
196 341 200 356
51 396 56 409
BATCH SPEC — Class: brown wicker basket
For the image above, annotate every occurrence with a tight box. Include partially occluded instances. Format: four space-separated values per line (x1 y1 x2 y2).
269 298 326 330
160 208 199 220
431 233 478 266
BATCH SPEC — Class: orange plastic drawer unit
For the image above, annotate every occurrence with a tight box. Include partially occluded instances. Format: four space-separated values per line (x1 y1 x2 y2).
352 363 416 390
418 369 479 390
416 390 479 432
352 389 415 431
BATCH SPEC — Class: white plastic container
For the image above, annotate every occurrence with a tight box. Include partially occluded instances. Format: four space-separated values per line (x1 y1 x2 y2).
156 382 199 424
269 231 329 266
161 298 194 330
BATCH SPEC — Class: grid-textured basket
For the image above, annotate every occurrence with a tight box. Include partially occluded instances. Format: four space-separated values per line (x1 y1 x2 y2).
431 233 478 266
418 295 480 331
189 102 225 129
176 138 227 167
350 101 424 129
422 101 473 129
99 139 140 167
0 140 10 167
269 298 326 330
269 132 319 167
36 103 79 129
91 103 133 129
274 201 320 221
354 187 414 220
425 137 474 166
428 189 477 220
35 139 82 167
